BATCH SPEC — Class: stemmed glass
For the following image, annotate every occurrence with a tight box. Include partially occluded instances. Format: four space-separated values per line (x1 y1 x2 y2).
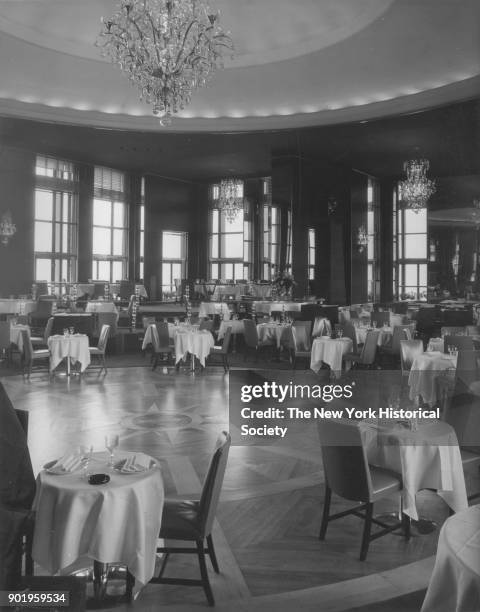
105 435 119 468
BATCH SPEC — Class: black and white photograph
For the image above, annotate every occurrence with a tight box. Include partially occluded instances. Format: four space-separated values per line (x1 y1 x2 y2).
0 1 479 610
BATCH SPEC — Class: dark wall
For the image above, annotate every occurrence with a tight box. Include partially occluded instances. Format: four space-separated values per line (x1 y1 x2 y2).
0 147 35 297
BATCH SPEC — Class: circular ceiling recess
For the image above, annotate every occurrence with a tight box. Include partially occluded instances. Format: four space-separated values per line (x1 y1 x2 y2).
0 0 478 131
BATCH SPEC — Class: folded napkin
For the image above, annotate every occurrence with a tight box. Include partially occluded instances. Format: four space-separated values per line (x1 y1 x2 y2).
118 453 151 473
51 453 83 472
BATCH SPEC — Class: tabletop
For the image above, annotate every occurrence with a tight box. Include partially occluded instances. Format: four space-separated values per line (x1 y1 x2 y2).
310 337 353 379
421 504 480 612
408 351 457 406
362 420 467 520
32 450 164 588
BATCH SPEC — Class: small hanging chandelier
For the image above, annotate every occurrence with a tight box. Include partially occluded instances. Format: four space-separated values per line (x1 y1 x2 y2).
217 178 244 223
0 210 16 245
96 0 234 126
356 225 368 252
399 158 436 213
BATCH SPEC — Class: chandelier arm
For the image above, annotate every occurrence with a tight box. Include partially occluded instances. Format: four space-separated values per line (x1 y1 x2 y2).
174 19 203 70
127 14 158 67
144 11 163 65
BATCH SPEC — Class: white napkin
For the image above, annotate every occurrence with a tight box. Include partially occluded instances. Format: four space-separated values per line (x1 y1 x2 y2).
51 453 83 472
119 453 151 473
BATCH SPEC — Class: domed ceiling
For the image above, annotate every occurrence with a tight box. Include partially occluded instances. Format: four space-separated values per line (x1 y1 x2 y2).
0 0 479 131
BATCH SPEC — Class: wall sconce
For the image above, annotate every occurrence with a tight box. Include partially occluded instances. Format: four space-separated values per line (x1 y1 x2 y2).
356 225 368 252
327 197 337 215
0 210 16 245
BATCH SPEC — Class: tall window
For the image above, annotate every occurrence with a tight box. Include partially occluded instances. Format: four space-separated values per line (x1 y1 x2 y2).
34 155 78 287
209 181 252 280
261 179 281 280
139 177 145 281
162 231 187 299
308 228 315 280
367 177 379 301
285 209 293 274
395 190 428 300
92 167 128 282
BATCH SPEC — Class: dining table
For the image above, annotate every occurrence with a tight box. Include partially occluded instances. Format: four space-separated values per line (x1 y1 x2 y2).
361 419 468 520
408 351 457 406
32 450 164 599
48 333 91 375
354 324 393 346
174 327 215 370
421 504 480 612
310 336 353 379
257 321 289 349
85 301 119 314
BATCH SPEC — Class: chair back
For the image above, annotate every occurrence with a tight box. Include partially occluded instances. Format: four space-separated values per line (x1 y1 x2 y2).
220 326 233 355
0 320 10 351
371 311 390 327
454 350 480 394
441 326 464 337
292 320 312 351
243 319 259 349
199 319 214 332
34 301 54 317
360 330 379 364
444 335 474 353
317 419 372 502
312 317 332 338
391 325 413 354
154 321 171 350
97 325 111 352
21 330 34 362
341 321 358 354
97 312 118 337
198 431 231 536
465 326 480 336
400 339 424 375
43 317 54 343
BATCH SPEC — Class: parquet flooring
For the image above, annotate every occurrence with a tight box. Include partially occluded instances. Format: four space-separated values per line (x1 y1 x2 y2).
2 362 477 611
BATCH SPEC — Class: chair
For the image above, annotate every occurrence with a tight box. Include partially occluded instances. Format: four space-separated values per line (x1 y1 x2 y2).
465 325 480 336
444 335 474 354
317 419 409 561
340 321 358 354
31 317 53 349
371 311 390 327
88 324 110 374
400 339 424 379
243 319 273 361
21 331 50 379
199 319 214 333
453 349 480 396
289 320 312 369
96 312 118 342
152 321 174 370
208 326 232 373
0 320 10 364
344 330 380 369
149 432 231 606
380 325 415 364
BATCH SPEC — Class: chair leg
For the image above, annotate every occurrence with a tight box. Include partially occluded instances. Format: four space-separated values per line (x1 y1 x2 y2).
125 569 135 601
319 485 331 540
360 502 373 561
196 540 214 606
402 512 411 540
206 534 219 573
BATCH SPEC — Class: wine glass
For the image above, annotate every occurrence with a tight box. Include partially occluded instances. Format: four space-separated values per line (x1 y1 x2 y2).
337 329 343 338
79 445 93 480
105 435 119 468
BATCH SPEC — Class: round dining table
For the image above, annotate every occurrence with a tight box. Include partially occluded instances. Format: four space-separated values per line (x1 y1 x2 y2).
48 333 91 375
408 351 457 406
174 327 215 368
421 504 480 612
310 336 353 379
32 450 164 596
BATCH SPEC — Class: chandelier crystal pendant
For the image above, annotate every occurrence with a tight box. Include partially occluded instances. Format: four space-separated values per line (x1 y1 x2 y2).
0 210 16 246
218 178 244 223
399 158 436 213
96 0 234 126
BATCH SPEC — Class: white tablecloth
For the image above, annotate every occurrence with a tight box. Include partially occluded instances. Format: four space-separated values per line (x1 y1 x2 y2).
355 325 393 346
174 329 214 366
310 337 353 379
408 351 457 406
85 302 118 314
48 334 91 372
362 421 467 520
142 323 178 350
10 324 30 351
312 317 332 337
198 302 231 319
0 299 36 314
257 322 290 349
212 285 244 300
421 505 480 612
32 451 164 587
253 301 307 314
427 338 445 352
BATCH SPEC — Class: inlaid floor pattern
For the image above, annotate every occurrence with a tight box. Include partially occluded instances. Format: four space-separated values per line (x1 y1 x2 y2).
3 364 477 611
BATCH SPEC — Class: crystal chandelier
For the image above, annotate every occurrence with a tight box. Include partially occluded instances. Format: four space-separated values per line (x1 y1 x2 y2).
0 210 16 246
399 158 436 213
96 0 234 126
218 178 244 223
